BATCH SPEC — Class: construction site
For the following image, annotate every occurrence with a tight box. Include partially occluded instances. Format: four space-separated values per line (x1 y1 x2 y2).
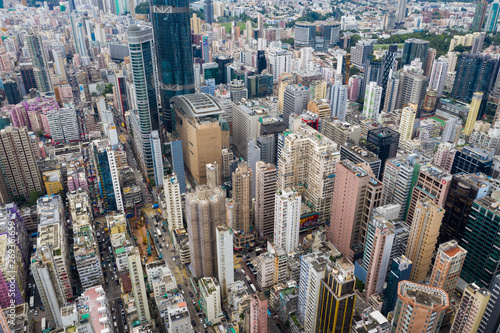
128 205 161 264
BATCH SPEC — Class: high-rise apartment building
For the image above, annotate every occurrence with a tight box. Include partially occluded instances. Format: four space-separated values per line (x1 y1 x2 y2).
277 125 339 222
274 188 301 255
485 0 500 32
163 173 184 232
315 258 356 333
405 198 445 282
382 157 418 220
255 162 277 239
26 31 53 92
250 293 268 333
397 71 429 113
472 0 488 30
128 247 151 322
185 186 225 278
204 0 213 24
232 99 270 159
151 130 164 186
231 162 254 247
206 162 220 188
172 93 224 185
391 281 449 332
429 240 467 297
0 126 43 199
398 105 416 144
463 92 483 136
401 39 430 68
363 82 383 121
429 56 449 97
283 85 310 127
268 49 292 83
381 256 412 315
216 225 234 297
327 160 384 261
47 106 80 144
199 277 223 325
329 75 348 121
351 40 374 67
451 283 490 333
460 196 500 288
151 0 194 131
478 274 500 333
339 145 382 180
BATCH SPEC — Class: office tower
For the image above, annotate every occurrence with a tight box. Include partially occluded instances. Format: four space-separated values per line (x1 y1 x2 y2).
329 76 347 121
169 140 186 193
297 253 327 332
204 0 213 24
0 126 43 199
172 93 224 185
381 256 412 315
246 20 252 43
274 188 301 254
151 0 194 132
460 196 500 288
429 240 467 299
268 49 292 83
361 214 397 300
351 40 374 67
429 56 449 97
231 162 254 247
392 281 449 332
366 127 399 175
405 198 444 282
383 73 400 112
463 92 483 136
150 130 164 186
127 26 159 178
128 247 151 322
451 54 499 105
247 74 274 98
439 173 490 246
395 0 408 25
485 0 500 32
362 82 383 121
401 39 430 68
315 258 356 333
25 31 53 93
186 186 225 278
250 293 268 333
380 45 398 107
283 85 309 127
424 48 436 77
19 62 37 92
229 80 248 101
398 105 416 145
294 21 316 48
32 196 72 328
206 162 221 188
451 145 492 175
478 274 500 333
214 55 233 85
277 125 339 222
199 277 223 325
47 106 80 144
216 225 234 296
472 0 488 30
339 145 382 180
4 79 21 105
451 283 490 333
396 71 429 114
360 54 382 98
92 141 124 212
164 173 184 232
255 162 276 239
327 161 384 261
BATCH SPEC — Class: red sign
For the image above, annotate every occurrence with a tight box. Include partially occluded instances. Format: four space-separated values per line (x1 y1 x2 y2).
300 213 320 231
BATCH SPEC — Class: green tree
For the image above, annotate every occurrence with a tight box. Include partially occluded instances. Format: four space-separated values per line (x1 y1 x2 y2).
281 37 294 45
453 44 471 53
27 191 43 206
355 279 365 293
349 66 361 76
135 2 149 14
102 84 114 96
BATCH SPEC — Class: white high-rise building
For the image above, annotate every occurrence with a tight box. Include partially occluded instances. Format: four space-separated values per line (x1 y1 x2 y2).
216 226 234 296
363 81 383 121
268 49 292 83
329 74 348 121
442 115 461 143
300 47 313 70
106 150 124 212
128 247 151 322
47 106 80 144
274 188 301 254
150 130 164 187
199 277 223 325
164 173 184 232
429 56 449 97
396 0 408 24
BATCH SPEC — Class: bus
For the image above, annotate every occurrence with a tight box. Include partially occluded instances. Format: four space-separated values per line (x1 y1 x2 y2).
41 318 46 331
157 228 161 237
29 296 34 309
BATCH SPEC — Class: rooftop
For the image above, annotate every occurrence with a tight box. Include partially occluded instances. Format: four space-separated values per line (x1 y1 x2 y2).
171 93 224 119
399 281 448 308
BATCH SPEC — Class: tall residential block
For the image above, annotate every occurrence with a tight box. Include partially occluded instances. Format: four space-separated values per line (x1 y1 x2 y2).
283 84 309 127
485 0 500 32
478 274 500 333
128 247 151 322
315 258 356 333
362 81 383 121
163 173 184 232
429 240 467 297
391 281 449 333
429 56 449 97
463 92 483 136
274 188 301 255
231 162 254 247
405 198 445 282
199 277 223 325
0 126 43 199
329 76 348 121
250 293 268 333
216 225 234 296
255 162 277 240
450 283 490 333
398 105 416 144
172 93 224 185
327 160 384 261
381 256 412 315
472 0 488 30
26 31 53 92
185 186 225 278
151 0 194 131
206 162 221 188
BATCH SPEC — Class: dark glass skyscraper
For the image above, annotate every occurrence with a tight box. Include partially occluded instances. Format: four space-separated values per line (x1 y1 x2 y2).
204 0 214 24
401 38 429 67
150 0 195 132
379 45 397 110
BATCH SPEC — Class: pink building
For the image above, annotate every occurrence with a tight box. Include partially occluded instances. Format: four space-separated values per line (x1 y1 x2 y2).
349 76 361 101
7 104 28 128
433 142 456 173
327 160 384 261
59 85 74 103
250 293 268 333
0 53 13 72
67 170 88 192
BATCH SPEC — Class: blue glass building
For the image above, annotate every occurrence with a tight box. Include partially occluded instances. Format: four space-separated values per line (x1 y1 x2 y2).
150 0 195 132
381 256 412 316
170 140 186 193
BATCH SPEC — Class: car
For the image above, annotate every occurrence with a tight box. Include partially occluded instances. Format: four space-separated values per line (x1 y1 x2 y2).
115 280 119 285
191 320 197 327
189 292 193 297
34 311 38 316
120 303 123 308
105 279 109 284
113 315 116 320
181 290 185 294
28 283 32 288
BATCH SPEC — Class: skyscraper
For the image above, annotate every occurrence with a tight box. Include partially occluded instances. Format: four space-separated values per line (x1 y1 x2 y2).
429 240 467 297
463 92 483 136
283 85 310 127
405 198 445 282
478 274 500 333
127 25 159 178
216 225 234 296
250 293 268 333
472 0 488 31
395 0 408 26
362 81 383 121
231 162 254 247
150 130 164 186
151 0 195 131
485 0 500 32
204 0 214 24
450 283 490 333
315 258 356 333
128 247 151 322
274 188 301 255
381 256 412 315
380 45 398 108
398 105 416 144
329 75 348 121
391 281 449 332
25 31 53 93
169 140 186 193
255 162 276 239
365 127 399 176
429 56 449 97
163 173 184 232
401 39 430 68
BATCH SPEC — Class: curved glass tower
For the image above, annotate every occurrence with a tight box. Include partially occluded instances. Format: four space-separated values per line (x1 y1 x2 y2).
150 0 195 132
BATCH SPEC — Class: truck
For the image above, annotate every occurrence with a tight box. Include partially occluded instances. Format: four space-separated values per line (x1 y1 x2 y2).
157 228 161 237
41 318 46 331
152 203 159 209
29 296 34 309
250 284 256 292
